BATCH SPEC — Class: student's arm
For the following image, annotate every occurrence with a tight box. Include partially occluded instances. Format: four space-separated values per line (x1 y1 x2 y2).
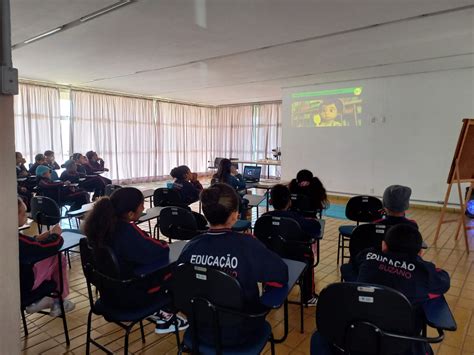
424 261 450 299
183 181 201 204
248 237 289 286
122 223 170 266
230 174 246 190
19 232 64 263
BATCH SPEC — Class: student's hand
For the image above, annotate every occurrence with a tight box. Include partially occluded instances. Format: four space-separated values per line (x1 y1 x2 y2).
20 187 27 193
231 165 238 175
51 224 62 236
64 181 71 186
191 172 198 181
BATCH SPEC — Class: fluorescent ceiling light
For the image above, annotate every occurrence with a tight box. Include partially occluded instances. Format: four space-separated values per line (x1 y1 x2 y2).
24 27 62 44
80 0 132 22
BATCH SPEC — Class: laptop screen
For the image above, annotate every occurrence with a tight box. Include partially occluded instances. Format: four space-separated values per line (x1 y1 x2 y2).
243 166 262 181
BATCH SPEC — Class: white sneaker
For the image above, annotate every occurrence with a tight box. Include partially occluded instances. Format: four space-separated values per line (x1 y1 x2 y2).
154 312 189 334
49 299 75 317
305 296 318 307
25 296 54 314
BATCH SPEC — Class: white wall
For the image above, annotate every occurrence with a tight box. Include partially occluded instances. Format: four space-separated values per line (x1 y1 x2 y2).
282 68 474 203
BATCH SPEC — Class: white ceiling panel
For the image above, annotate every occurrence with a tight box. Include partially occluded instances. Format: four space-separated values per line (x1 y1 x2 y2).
10 0 474 105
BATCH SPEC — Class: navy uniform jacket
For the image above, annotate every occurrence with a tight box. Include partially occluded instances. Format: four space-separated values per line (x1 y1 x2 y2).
19 232 64 295
172 179 203 205
354 248 450 304
373 215 418 229
177 229 288 307
262 210 321 239
108 220 169 278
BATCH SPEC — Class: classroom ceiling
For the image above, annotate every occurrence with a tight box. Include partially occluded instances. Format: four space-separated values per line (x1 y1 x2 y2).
10 0 474 105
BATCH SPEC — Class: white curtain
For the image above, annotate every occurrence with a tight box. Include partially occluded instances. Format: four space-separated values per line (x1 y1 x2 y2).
14 84 62 164
214 105 254 162
71 91 157 183
157 102 216 178
255 103 282 177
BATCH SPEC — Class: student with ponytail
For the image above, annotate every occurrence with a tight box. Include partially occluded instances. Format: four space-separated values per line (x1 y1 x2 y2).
83 187 188 334
177 183 288 346
289 169 329 212
170 165 203 205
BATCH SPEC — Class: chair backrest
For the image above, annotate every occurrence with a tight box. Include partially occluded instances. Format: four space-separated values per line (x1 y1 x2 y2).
254 215 306 259
153 188 184 207
80 237 170 309
105 184 122 196
289 193 322 218
349 224 387 259
30 196 61 227
316 282 416 355
159 206 200 240
345 196 383 223
171 263 246 347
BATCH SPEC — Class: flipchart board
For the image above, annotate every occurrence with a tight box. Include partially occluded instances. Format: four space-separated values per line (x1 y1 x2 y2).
447 119 474 183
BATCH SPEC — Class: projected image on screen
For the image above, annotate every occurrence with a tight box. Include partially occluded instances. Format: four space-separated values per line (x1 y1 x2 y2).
291 86 364 127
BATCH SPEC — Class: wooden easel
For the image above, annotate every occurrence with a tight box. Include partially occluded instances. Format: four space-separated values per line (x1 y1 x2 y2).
434 119 474 253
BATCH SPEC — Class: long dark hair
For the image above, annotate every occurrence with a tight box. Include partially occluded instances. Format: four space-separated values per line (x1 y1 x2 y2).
213 158 232 183
289 169 329 210
201 183 239 225
83 187 144 248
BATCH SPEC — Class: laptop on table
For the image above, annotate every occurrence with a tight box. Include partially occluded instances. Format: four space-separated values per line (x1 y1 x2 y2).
243 166 262 187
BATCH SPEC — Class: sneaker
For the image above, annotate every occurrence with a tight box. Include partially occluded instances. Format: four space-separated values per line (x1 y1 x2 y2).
25 296 54 314
154 313 189 334
49 299 75 317
305 296 318 307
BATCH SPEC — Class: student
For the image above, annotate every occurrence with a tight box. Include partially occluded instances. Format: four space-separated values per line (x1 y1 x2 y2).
263 184 321 305
374 185 418 228
86 150 109 172
18 198 75 317
170 165 203 205
289 169 329 213
36 165 90 211
177 183 288 346
83 187 187 333
29 153 46 175
73 153 112 185
44 150 61 170
60 160 106 200
355 224 449 304
16 152 29 178
212 158 246 191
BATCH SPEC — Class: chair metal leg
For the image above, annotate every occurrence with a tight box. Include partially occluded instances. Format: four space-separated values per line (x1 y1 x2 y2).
86 310 93 355
21 309 28 336
270 333 276 355
140 320 145 343
337 234 341 264
124 327 131 355
300 283 304 333
58 297 70 346
66 251 71 269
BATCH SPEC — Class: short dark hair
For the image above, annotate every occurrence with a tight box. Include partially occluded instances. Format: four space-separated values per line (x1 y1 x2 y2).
201 183 239 225
86 151 95 160
35 153 45 162
384 224 422 256
270 184 291 210
72 153 82 162
170 165 190 180
44 150 54 157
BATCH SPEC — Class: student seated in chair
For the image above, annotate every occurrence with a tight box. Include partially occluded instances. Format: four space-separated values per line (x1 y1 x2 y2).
72 152 112 186
86 150 109 172
18 197 75 317
16 152 30 178
83 187 188 334
60 160 106 200
355 224 449 304
374 185 418 228
170 165 203 205
289 169 329 213
36 165 90 211
177 183 288 346
44 150 61 170
263 184 321 306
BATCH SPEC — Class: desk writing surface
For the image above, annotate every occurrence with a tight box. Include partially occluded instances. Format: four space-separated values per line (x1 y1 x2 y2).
244 194 266 207
137 206 163 223
67 202 95 217
422 296 457 331
142 189 154 199
61 229 85 251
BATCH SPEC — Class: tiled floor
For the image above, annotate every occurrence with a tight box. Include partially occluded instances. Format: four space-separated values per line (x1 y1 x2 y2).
20 183 474 354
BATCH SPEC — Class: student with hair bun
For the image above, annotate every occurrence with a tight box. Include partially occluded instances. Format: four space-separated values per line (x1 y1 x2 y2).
170 165 203 205
83 187 188 334
177 183 288 346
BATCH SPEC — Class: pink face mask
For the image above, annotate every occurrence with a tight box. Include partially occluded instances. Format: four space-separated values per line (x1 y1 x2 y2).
299 181 310 187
